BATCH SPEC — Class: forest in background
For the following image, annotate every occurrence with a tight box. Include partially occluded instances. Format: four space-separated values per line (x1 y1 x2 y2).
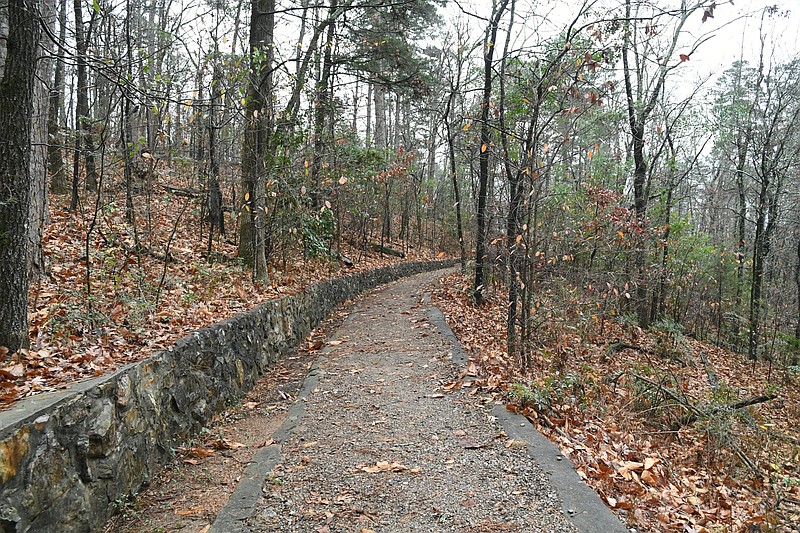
2 0 800 530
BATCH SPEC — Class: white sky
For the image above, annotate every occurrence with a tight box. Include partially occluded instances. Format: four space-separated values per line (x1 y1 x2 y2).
442 0 800 93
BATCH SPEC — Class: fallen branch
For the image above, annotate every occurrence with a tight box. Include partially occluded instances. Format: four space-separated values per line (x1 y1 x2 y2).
161 184 205 198
670 394 778 431
369 243 405 258
604 342 656 358
331 248 354 267
121 240 177 264
629 372 700 419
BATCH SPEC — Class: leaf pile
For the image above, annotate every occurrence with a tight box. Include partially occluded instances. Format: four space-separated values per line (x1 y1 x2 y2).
431 273 800 532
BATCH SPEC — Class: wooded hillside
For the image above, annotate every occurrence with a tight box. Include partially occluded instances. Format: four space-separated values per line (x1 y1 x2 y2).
1 0 799 530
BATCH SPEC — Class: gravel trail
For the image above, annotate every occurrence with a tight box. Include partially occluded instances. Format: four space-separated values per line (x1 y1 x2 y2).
222 269 583 532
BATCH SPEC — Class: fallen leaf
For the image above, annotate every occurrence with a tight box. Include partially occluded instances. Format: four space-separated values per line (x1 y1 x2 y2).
186 447 214 458
357 460 412 474
211 438 246 450
644 457 660 470
641 469 658 485
308 340 324 351
460 438 490 449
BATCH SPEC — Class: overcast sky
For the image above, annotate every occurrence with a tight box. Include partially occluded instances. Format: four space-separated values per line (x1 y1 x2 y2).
443 0 799 93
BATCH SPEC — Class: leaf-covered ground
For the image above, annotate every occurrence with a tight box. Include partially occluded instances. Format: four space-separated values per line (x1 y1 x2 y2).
431 272 800 532
0 185 438 408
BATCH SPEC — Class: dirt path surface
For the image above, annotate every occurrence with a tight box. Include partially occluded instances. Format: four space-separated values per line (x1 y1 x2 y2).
207 269 620 533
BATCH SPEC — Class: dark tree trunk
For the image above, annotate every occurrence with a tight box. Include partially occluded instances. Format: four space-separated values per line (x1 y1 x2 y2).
620 0 696 329
373 82 387 149
239 0 274 281
498 0 521 359
444 116 466 269
474 0 509 305
748 174 769 361
734 125 750 328
0 0 42 353
630 120 650 328
207 43 225 255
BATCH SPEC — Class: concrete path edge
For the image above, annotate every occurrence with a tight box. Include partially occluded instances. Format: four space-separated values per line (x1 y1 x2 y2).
428 297 629 533
209 358 323 533
211 270 629 533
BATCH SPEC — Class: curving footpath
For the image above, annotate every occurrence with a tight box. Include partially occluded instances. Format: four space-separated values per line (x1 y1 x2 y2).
210 268 628 533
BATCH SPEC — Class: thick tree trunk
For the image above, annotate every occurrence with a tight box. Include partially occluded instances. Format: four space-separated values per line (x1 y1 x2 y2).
630 120 650 327
28 0 54 281
239 0 274 281
0 0 42 352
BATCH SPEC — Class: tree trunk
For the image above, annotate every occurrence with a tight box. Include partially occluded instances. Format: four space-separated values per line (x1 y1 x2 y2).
48 0 68 194
748 174 768 361
207 31 225 255
734 123 750 341
620 0 696 329
72 0 98 208
365 82 372 145
239 0 274 282
796 237 800 340
0 0 42 353
474 0 509 305
28 0 54 282
311 0 337 206
373 82 387 149
498 0 520 358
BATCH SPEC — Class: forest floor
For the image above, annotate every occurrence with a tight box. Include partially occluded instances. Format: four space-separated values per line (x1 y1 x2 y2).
430 272 800 532
106 269 598 533
5 182 800 532
0 188 437 408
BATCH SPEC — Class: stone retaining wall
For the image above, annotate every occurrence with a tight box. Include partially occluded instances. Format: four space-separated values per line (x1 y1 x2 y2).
0 260 455 533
